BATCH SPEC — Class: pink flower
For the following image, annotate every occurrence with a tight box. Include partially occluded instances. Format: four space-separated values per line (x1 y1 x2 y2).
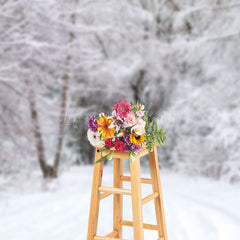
136 110 144 117
137 118 146 128
125 113 137 127
113 100 132 119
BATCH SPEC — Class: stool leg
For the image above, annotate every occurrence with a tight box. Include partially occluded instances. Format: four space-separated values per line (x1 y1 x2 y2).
113 158 123 238
87 150 104 240
130 157 144 240
149 147 168 240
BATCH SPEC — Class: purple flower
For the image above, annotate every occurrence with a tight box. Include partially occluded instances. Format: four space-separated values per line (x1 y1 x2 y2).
125 135 131 146
131 144 141 152
124 145 130 152
88 115 99 132
114 118 124 127
112 113 124 128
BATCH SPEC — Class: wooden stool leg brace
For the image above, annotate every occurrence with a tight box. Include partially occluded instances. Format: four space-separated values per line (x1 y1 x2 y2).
87 146 168 240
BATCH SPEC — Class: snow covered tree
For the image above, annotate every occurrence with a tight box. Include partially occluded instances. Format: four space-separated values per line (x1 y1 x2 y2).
0 0 239 181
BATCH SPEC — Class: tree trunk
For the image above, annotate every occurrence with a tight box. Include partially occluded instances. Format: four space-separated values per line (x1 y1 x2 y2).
131 69 145 103
52 0 78 177
29 88 49 178
52 72 68 177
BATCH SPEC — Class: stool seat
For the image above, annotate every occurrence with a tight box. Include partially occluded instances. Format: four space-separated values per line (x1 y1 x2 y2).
87 144 168 240
93 143 156 159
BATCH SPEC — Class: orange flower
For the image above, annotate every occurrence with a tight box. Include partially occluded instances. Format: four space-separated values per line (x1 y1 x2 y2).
97 116 115 139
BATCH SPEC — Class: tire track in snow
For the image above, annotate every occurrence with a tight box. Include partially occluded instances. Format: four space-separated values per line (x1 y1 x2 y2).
167 191 240 240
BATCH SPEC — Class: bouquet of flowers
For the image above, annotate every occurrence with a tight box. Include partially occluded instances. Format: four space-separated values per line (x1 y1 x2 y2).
87 100 166 163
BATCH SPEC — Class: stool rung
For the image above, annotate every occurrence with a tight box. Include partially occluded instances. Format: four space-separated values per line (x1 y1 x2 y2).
142 192 159 205
99 186 131 195
100 192 112 200
120 175 152 184
120 220 158 231
94 236 126 240
105 230 117 237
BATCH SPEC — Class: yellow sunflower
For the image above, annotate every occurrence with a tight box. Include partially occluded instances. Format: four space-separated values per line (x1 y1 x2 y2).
129 132 146 145
97 115 115 139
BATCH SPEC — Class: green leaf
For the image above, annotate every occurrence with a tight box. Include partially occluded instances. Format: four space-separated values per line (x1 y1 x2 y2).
129 151 138 163
154 122 157 132
95 152 113 164
99 145 110 152
150 119 154 129
106 152 113 160
155 137 161 147
143 112 149 131
146 142 153 154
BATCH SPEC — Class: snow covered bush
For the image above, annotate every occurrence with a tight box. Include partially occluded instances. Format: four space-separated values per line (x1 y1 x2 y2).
0 0 239 182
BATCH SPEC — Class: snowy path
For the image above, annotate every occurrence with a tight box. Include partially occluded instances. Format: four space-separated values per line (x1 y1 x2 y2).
0 166 239 240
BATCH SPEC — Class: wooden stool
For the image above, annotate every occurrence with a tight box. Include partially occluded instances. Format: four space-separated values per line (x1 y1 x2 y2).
87 144 168 240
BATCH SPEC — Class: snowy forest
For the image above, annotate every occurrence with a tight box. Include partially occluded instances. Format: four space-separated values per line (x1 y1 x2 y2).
0 0 240 240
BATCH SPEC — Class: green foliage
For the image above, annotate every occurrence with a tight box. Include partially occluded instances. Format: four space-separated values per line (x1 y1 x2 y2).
129 150 138 163
99 145 110 152
142 111 148 129
93 101 167 164
145 119 167 154
130 100 140 116
95 152 113 164
95 145 112 164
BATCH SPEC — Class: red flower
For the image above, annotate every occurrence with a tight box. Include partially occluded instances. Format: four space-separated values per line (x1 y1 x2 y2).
105 138 115 148
115 141 125 152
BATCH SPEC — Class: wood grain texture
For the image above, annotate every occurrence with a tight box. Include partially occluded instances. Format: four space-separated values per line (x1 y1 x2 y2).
87 144 168 240
87 150 104 240
149 146 168 240
99 192 112 200
105 230 117 237
99 186 131 195
142 192 159 205
120 220 158 231
120 175 152 184
94 236 126 240
113 158 123 238
92 143 158 159
129 157 144 240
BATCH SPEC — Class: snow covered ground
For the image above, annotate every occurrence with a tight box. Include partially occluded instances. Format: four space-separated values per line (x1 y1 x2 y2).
0 165 240 240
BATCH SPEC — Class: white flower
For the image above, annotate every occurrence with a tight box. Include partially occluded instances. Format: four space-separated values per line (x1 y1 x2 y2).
112 110 117 117
87 129 103 146
108 110 123 132
99 112 105 117
139 104 144 110
116 131 125 137
131 125 145 135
